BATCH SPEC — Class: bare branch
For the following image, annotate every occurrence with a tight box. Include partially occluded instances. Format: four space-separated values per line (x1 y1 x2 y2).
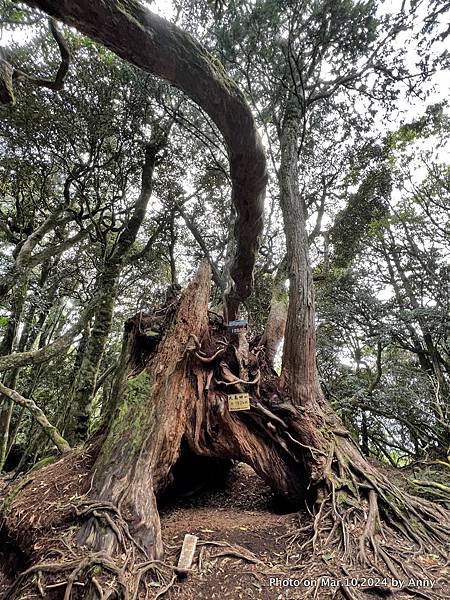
1 18 70 105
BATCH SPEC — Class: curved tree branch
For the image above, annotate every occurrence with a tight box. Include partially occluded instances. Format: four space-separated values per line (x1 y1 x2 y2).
1 18 70 105
22 0 268 319
0 301 95 372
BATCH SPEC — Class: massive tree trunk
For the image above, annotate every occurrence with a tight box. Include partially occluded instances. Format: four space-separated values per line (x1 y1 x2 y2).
2 260 449 598
74 261 212 561
1 261 213 599
22 0 267 320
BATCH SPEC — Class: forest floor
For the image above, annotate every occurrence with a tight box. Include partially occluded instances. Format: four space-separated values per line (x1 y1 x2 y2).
0 461 448 599
158 463 448 600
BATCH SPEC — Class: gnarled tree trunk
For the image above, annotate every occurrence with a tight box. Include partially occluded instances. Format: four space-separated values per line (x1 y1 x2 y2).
1 259 449 599
1 4 449 599
76 261 212 560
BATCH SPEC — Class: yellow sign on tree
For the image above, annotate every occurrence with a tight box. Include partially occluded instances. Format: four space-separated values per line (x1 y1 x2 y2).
228 393 250 411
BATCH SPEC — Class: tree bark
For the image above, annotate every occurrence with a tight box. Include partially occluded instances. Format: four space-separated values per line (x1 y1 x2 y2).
75 261 212 562
0 277 29 470
2 262 449 598
66 266 119 444
260 258 288 365
278 103 322 407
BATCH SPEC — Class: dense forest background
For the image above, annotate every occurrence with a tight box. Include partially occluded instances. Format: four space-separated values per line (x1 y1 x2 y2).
0 0 449 598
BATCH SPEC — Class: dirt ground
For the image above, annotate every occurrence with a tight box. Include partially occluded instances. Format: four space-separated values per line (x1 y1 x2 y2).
1 462 448 599
158 464 448 600
159 463 297 600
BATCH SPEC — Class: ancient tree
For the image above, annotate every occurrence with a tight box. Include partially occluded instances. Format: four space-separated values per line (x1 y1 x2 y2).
1 1 449 599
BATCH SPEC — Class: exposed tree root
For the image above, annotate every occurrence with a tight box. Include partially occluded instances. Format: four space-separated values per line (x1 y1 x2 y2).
197 540 266 566
290 451 449 598
276 433 449 598
182 328 450 598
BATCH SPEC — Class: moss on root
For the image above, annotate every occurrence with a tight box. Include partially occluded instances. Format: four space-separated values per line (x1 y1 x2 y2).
98 369 154 465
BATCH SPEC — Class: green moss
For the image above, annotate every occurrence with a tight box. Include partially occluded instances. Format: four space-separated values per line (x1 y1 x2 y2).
144 330 160 337
204 51 237 94
124 369 151 406
117 0 146 32
30 456 57 471
100 369 154 464
336 490 348 506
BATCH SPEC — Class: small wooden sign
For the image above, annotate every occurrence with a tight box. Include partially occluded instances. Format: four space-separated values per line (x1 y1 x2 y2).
227 319 248 334
177 534 198 575
228 393 250 411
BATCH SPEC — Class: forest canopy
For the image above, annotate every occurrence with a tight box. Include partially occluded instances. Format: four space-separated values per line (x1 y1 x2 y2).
0 0 449 599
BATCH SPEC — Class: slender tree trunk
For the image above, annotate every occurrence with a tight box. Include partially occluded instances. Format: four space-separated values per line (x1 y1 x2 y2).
277 101 327 478
168 208 178 285
66 132 168 443
0 381 70 455
278 107 322 408
66 265 119 444
0 278 29 470
361 410 369 455
261 258 288 365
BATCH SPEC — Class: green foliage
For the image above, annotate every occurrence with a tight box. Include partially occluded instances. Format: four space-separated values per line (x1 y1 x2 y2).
0 1 30 26
331 166 390 268
387 102 449 149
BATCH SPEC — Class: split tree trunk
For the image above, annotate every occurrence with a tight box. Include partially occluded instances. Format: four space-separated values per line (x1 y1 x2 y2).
75 261 212 561
2 261 449 599
2 4 448 598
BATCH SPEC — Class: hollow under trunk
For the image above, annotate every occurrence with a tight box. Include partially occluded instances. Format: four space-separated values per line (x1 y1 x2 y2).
1 262 449 599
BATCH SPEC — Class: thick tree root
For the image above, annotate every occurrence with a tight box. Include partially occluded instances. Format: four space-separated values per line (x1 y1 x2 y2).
276 435 449 598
